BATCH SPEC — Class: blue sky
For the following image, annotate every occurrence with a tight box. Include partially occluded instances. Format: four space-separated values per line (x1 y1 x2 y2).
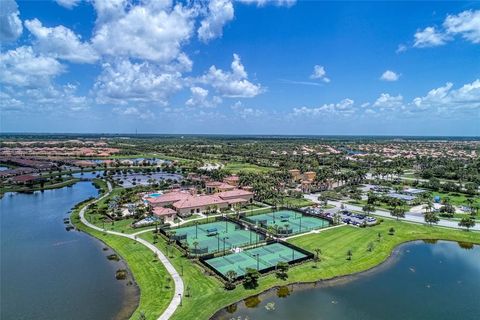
1 0 479 136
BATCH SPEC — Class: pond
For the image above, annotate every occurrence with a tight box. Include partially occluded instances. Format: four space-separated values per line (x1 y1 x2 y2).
214 240 480 320
0 182 138 320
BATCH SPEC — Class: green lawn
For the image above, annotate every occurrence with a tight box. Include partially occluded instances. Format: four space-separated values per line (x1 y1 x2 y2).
431 191 480 207
137 218 480 320
281 197 315 208
75 185 480 320
223 162 274 174
71 207 174 320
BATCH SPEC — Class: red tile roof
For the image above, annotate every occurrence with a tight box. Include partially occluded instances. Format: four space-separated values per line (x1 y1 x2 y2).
153 207 176 216
173 195 228 209
216 189 254 199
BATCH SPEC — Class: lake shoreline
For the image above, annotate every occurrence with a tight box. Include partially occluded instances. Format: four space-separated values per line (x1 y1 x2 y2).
69 196 141 320
211 239 475 319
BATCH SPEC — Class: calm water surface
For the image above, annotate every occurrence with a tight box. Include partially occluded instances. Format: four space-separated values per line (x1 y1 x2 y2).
1 182 136 320
215 240 480 320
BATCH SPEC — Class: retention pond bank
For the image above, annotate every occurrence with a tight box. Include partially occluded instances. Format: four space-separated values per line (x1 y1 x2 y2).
214 240 480 320
0 182 138 320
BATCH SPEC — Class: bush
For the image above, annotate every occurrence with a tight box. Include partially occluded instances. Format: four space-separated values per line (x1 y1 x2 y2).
107 254 120 261
115 269 127 280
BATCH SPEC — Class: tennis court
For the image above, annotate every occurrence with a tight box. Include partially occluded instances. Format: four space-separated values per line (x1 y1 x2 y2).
170 220 264 254
242 209 330 235
204 242 308 278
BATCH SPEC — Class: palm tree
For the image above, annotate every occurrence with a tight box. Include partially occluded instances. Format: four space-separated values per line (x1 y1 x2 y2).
192 241 199 258
423 200 434 214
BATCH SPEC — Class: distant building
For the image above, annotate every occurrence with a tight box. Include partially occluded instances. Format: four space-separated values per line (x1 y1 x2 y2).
223 175 239 186
205 181 235 194
304 171 316 181
152 207 176 223
288 169 301 181
10 175 46 185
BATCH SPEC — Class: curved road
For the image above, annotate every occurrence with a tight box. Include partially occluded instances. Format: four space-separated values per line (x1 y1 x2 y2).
78 181 184 320
304 194 480 231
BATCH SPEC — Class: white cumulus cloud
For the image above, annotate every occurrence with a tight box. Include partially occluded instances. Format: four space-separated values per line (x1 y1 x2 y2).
413 26 448 47
186 87 222 108
199 54 263 98
413 80 480 110
239 0 297 7
94 58 183 106
372 93 404 109
25 18 99 63
0 46 64 87
92 1 195 63
444 10 480 44
55 0 81 9
198 0 234 42
380 70 400 82
0 0 23 42
310 65 330 83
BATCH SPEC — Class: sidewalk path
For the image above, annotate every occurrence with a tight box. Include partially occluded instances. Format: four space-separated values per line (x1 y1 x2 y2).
79 181 184 320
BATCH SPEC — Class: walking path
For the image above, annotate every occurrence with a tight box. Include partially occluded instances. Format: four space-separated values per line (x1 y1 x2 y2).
284 224 346 240
79 181 184 320
304 194 480 231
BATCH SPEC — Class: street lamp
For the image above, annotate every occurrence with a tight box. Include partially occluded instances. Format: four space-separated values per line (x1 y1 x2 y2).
178 293 182 306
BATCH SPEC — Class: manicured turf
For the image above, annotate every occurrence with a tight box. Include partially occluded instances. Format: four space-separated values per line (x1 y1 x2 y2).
431 191 480 207
76 185 480 320
71 208 174 320
144 218 480 320
223 162 274 174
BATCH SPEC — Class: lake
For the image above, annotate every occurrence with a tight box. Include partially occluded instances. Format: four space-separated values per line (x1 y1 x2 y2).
215 240 480 320
0 182 137 320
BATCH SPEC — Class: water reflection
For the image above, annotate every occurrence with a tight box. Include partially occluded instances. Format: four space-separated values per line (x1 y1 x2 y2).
215 241 480 320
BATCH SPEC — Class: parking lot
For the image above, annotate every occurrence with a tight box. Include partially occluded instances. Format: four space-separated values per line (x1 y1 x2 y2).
303 206 377 227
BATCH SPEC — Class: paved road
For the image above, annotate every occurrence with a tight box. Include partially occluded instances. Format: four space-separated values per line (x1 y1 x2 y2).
304 194 480 231
79 182 184 320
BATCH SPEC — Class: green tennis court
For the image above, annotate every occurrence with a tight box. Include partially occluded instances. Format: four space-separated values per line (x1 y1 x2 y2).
204 242 307 278
170 220 264 254
242 209 330 235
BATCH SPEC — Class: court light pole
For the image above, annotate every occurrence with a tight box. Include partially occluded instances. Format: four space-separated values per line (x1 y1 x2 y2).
253 253 260 270
223 237 229 254
217 235 220 252
195 221 198 239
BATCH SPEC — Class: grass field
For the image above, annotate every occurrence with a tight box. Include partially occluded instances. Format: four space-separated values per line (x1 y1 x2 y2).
267 196 315 208
75 182 480 320
223 162 274 174
431 191 480 207
71 207 174 320
139 218 480 320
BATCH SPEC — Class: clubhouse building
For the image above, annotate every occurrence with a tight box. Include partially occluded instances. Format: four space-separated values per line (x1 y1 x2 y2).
145 181 253 219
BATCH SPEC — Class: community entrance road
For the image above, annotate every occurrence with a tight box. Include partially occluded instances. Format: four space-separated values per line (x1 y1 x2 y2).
78 182 184 320
304 193 480 231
